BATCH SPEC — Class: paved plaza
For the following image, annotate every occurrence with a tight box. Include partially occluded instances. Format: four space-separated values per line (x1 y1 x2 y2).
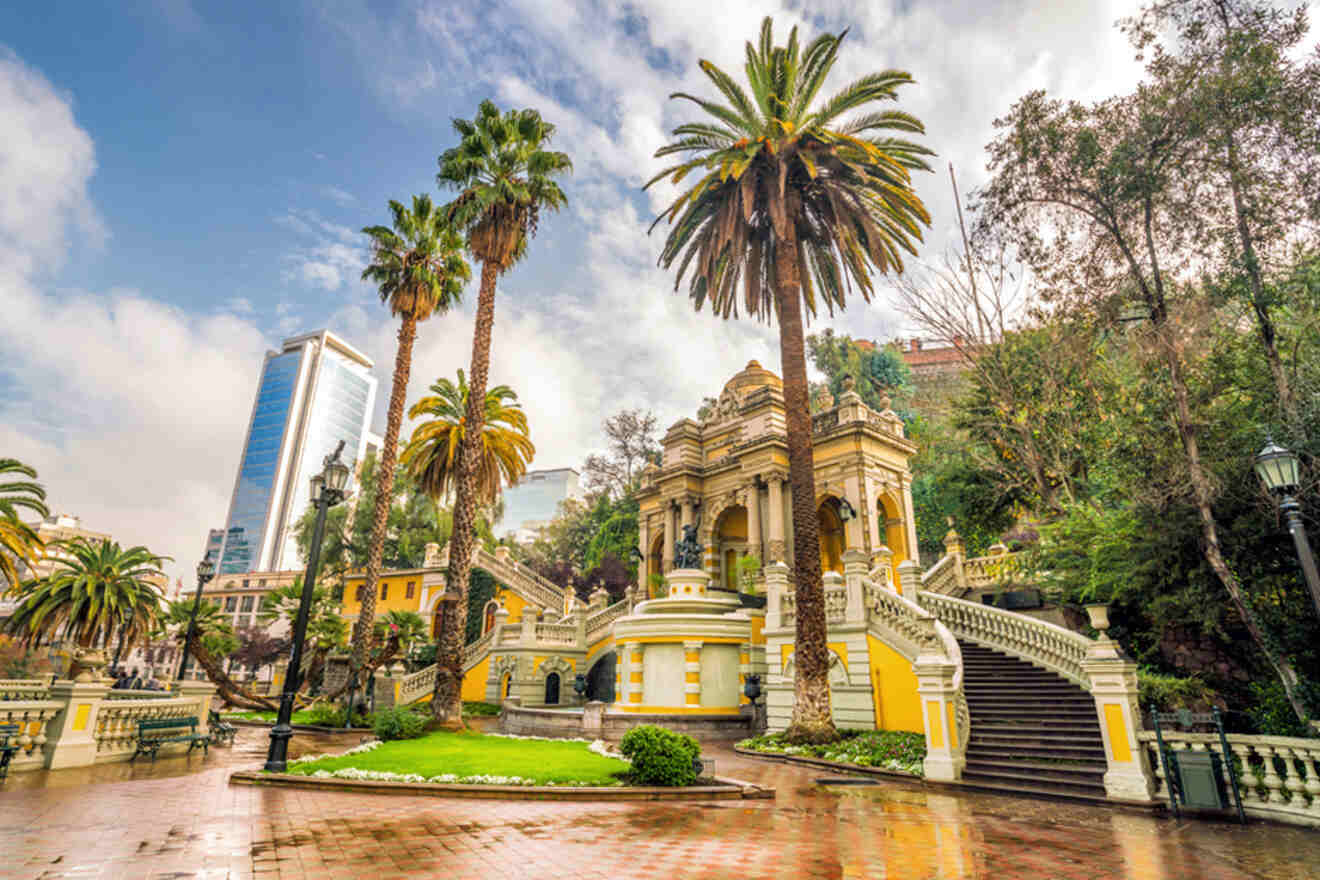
2 727 1318 880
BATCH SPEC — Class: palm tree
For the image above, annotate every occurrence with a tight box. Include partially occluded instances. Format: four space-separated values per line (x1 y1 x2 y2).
356 195 470 672
401 370 535 506
5 537 169 679
0 458 48 593
647 18 933 743
374 608 428 660
432 99 571 725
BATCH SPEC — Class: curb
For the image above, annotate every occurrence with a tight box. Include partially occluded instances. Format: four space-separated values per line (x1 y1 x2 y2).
225 719 370 734
228 770 774 801
732 745 922 781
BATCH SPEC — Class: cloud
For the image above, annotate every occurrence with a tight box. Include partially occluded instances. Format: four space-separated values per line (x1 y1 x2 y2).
0 51 267 586
276 209 366 292
322 185 356 205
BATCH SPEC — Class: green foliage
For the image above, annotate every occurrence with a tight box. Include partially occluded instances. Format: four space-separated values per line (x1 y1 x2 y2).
0 634 53 679
525 491 640 601
465 568 498 645
461 700 501 717
735 554 762 593
374 609 427 653
1243 680 1318 738
738 729 926 776
372 706 427 741
1138 670 1220 713
807 330 913 412
0 457 48 594
618 725 701 786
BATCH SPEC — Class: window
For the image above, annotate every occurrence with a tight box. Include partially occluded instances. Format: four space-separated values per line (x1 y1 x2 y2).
224 596 237 612
258 578 267 587
242 579 250 588
239 615 253 629
380 583 389 600
356 585 366 601
240 596 255 612
405 581 415 599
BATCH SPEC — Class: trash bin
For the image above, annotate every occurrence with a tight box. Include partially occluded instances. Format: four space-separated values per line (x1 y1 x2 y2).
1174 750 1227 810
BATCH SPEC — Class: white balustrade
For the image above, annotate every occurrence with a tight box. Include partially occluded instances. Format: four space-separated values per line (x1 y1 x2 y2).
472 548 565 612
824 583 847 624
93 697 201 761
463 629 496 667
920 554 959 595
397 665 438 706
585 598 629 643
0 679 52 700
1139 731 1320 827
498 623 523 645
866 581 944 661
0 700 62 770
534 623 578 646
917 590 1092 688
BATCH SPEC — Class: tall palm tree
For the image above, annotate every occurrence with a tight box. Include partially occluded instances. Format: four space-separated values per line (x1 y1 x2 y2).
5 537 169 678
647 18 933 743
355 195 470 672
432 99 571 725
0 458 48 593
401 370 535 506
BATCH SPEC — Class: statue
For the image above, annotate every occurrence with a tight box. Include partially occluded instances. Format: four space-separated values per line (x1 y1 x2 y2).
674 523 702 570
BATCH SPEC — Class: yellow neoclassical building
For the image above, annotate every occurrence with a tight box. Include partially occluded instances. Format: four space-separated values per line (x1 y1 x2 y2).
635 360 920 595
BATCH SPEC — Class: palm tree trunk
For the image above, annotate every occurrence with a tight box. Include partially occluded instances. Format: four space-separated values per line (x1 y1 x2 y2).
186 632 278 712
432 258 500 726
353 313 418 669
774 220 838 745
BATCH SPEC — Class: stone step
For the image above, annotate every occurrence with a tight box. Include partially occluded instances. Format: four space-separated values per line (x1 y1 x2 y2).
968 743 1108 762
972 720 1102 736
956 773 1109 803
963 688 1094 701
965 756 1108 777
962 763 1106 791
969 703 1097 717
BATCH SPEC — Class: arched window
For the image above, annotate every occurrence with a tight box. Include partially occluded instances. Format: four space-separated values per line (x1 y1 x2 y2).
544 672 560 705
482 600 499 634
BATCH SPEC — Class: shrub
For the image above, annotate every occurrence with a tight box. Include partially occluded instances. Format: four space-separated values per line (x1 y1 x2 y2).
1137 669 1220 713
373 706 427 741
619 724 700 786
737 729 926 776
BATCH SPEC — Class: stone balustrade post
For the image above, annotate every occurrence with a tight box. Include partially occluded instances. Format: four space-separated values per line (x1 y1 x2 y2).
573 604 587 649
175 680 217 735
521 607 540 646
583 700 605 737
913 652 963 782
896 559 923 597
763 561 789 631
870 543 894 587
1082 648 1155 803
43 680 110 769
372 666 398 710
842 549 868 623
588 587 609 611
494 545 512 564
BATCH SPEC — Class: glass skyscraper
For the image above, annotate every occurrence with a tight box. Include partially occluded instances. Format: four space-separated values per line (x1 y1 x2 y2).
214 330 378 574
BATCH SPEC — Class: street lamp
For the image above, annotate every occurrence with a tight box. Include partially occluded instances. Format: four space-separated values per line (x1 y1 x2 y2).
175 557 217 683
265 440 351 772
1254 437 1320 620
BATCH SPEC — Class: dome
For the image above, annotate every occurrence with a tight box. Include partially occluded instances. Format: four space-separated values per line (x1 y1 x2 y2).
721 359 782 396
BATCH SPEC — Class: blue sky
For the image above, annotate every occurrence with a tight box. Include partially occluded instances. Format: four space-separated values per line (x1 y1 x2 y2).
0 0 1162 583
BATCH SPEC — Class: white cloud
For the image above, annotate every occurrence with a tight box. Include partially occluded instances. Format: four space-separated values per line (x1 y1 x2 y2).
277 209 366 292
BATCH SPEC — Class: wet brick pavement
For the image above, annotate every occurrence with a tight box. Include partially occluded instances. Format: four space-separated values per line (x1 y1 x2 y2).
2 726 1318 879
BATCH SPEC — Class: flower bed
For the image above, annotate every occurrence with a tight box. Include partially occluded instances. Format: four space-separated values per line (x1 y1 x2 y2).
737 729 926 777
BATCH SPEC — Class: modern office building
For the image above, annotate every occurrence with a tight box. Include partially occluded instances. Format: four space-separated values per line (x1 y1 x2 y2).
500 467 582 543
213 330 378 574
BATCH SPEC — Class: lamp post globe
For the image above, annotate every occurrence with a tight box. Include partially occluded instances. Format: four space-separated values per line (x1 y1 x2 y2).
264 440 350 772
1255 436 1320 621
176 555 217 684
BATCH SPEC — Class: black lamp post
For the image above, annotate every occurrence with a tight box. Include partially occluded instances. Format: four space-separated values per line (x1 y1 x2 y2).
1255 437 1320 620
265 441 351 772
175 557 217 683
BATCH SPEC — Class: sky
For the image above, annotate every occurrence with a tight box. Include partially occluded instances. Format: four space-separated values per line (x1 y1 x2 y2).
0 0 1163 584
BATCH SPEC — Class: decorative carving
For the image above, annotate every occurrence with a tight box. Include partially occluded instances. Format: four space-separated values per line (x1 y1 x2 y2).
537 656 574 677
701 386 740 425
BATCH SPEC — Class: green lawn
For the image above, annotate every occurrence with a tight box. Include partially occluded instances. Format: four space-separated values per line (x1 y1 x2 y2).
285 730 630 786
223 709 321 724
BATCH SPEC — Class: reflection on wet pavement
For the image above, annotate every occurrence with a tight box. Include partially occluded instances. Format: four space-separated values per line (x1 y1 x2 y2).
1 727 1316 879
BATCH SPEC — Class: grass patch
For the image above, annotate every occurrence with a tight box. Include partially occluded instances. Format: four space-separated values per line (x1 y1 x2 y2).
462 700 501 717
223 709 320 725
738 729 926 777
284 730 630 786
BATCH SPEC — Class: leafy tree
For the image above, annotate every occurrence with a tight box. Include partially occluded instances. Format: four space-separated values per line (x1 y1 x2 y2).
806 330 912 413
231 627 288 678
434 99 572 727
0 458 47 594
648 18 933 743
401 370 535 506
581 409 660 498
373 609 427 656
356 194 470 671
5 537 168 678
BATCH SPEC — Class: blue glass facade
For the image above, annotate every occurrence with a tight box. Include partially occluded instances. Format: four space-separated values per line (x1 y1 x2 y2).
501 469 580 534
217 351 302 574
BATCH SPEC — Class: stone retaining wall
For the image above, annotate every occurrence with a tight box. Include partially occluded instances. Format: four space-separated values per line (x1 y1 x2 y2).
500 702 752 741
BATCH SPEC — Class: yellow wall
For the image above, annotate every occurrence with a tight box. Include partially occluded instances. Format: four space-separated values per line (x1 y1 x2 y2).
341 572 428 617
818 500 845 574
867 635 924 734
461 655 491 702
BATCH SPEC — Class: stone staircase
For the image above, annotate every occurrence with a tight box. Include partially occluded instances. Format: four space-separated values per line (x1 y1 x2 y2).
959 641 1107 802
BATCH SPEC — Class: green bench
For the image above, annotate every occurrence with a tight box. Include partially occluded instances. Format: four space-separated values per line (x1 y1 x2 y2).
132 716 210 763
208 710 237 746
0 723 19 782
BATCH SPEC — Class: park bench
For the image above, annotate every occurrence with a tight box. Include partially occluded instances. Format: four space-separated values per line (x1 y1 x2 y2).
208 710 237 746
131 716 209 763
0 723 19 782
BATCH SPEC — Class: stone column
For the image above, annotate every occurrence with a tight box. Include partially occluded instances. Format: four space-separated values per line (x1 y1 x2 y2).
766 474 786 563
680 497 694 532
663 503 676 572
763 561 789 631
843 474 865 551
913 631 964 782
842 549 869 624
1083 640 1155 803
684 641 702 707
176 679 217 735
521 607 540 646
43 680 110 769
901 476 921 566
746 479 762 564
896 558 922 598
637 517 650 595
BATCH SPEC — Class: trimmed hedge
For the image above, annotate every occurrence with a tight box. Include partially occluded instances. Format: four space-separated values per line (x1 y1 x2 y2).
619 724 701 786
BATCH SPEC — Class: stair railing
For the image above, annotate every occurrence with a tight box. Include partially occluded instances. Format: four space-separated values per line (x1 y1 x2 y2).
585 598 629 644
916 590 1093 689
396 664 437 705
